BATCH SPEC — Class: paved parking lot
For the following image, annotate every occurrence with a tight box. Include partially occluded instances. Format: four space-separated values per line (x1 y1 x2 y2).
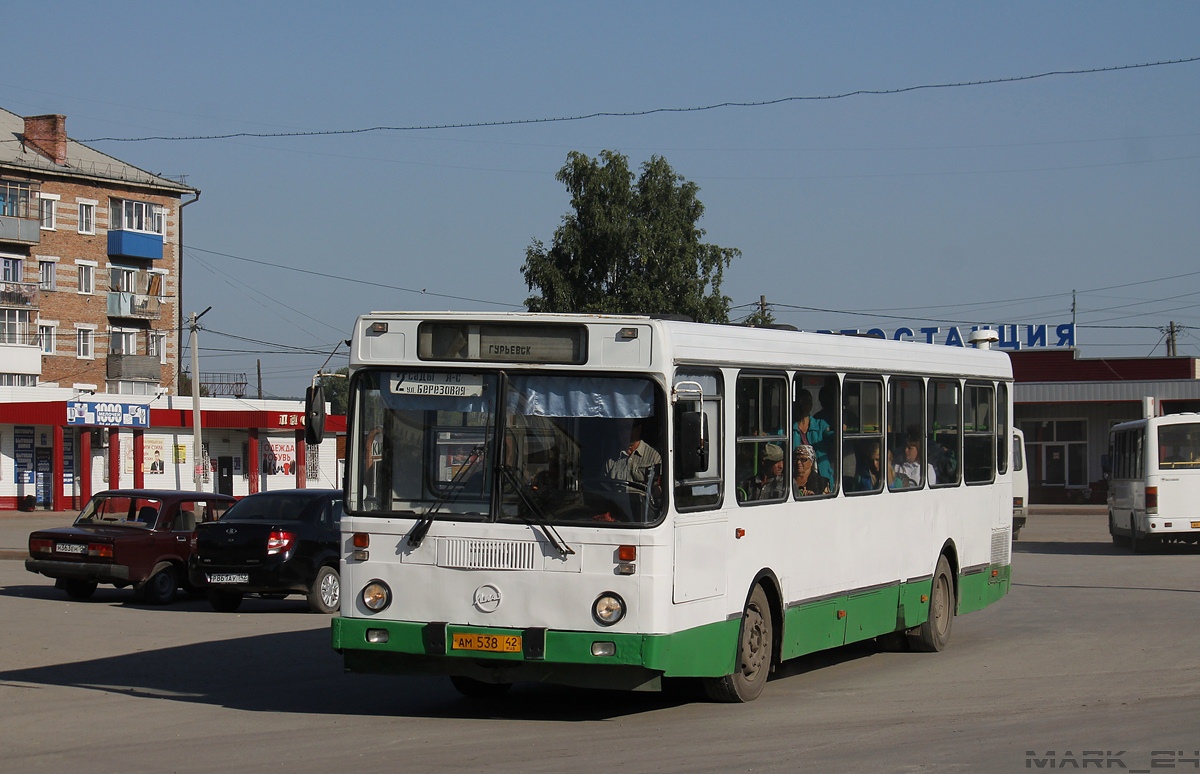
2 508 1197 773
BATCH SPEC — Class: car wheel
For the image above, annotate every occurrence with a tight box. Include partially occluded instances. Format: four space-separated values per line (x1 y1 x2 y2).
702 584 773 702
208 589 244 613
307 565 340 614
909 555 955 652
138 564 178 605
450 676 512 699
57 578 98 600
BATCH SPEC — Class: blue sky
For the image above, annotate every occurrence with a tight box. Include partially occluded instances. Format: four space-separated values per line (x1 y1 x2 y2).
4 2 1199 395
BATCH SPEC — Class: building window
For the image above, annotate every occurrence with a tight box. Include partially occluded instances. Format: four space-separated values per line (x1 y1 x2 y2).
78 202 96 235
78 263 95 294
110 198 164 235
148 331 167 364
76 328 94 359
110 265 136 293
2 256 22 282
1 308 32 345
39 194 58 230
39 324 56 354
0 180 35 217
39 260 56 291
0 373 38 387
1019 419 1089 488
110 329 136 355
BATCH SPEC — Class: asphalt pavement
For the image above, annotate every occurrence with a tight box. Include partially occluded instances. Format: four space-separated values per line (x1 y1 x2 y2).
0 510 79 560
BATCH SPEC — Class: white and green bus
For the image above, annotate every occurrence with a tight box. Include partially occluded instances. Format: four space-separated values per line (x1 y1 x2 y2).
320 312 1014 702
1108 412 1200 552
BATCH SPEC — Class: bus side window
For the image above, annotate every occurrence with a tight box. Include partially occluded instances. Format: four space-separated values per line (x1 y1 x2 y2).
673 370 723 510
964 383 995 484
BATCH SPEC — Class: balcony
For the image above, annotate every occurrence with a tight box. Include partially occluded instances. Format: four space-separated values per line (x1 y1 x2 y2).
0 330 42 377
1 180 40 245
107 292 161 320
108 230 163 260
0 214 40 244
0 281 40 309
107 354 162 381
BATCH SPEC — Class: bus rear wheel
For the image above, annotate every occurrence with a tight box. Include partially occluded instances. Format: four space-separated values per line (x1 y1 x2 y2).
703 585 773 702
909 555 954 652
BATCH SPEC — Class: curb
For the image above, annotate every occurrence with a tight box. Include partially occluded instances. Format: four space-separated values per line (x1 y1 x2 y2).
1 549 28 561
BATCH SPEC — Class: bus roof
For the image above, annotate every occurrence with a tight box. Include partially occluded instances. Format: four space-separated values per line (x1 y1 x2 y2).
353 311 1013 381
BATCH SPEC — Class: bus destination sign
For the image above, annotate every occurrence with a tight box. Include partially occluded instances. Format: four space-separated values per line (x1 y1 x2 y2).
391 373 485 397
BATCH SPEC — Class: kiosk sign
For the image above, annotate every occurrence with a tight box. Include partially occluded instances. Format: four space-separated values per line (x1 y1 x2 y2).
67 401 150 427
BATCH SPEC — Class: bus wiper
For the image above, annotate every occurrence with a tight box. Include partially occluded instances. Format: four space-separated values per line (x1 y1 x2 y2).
408 444 485 548
498 464 575 558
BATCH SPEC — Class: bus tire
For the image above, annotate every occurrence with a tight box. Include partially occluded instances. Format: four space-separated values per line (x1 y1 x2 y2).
909 555 954 652
703 584 773 703
450 676 512 699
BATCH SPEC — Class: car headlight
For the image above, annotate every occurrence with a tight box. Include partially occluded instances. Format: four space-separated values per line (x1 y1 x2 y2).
362 580 391 612
593 592 625 626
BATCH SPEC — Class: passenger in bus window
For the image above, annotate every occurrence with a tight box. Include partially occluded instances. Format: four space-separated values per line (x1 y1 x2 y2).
891 434 924 489
854 440 882 491
795 388 835 483
793 445 830 497
813 379 839 482
745 443 787 501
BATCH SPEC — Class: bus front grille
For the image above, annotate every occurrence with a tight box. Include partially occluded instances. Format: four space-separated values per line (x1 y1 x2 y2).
442 538 539 570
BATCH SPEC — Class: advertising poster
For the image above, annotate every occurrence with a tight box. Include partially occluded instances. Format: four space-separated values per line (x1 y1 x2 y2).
174 445 187 464
14 426 34 484
262 440 296 476
144 438 166 474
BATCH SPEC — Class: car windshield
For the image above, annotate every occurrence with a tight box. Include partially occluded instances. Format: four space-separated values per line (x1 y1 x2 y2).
220 493 322 522
348 370 666 526
74 496 165 528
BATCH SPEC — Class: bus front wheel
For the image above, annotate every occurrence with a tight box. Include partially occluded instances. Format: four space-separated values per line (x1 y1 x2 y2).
703 584 773 703
909 555 954 652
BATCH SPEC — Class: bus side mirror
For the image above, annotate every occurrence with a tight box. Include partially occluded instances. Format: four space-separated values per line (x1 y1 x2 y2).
305 384 326 445
675 406 707 479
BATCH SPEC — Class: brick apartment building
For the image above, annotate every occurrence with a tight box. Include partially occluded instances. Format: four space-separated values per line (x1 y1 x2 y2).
1 108 196 393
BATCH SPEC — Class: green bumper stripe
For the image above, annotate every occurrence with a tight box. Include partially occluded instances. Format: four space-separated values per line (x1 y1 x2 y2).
331 617 739 677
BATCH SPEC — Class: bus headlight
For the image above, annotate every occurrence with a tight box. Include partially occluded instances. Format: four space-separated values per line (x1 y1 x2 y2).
362 580 391 612
593 592 626 626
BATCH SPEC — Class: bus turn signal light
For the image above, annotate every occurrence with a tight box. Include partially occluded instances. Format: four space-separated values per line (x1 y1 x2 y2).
617 545 636 562
1146 486 1158 511
353 533 370 548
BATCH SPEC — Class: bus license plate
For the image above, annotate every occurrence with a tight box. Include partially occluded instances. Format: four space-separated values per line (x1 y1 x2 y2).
1191 521 1200 529
451 633 522 653
55 543 86 554
208 573 249 584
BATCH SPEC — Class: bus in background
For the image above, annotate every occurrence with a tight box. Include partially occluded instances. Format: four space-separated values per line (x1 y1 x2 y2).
1108 410 1200 553
1012 428 1027 539
317 313 1015 702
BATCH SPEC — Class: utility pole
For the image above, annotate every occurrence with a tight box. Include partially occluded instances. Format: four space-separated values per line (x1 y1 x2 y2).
1167 321 1178 357
189 307 212 492
257 359 263 400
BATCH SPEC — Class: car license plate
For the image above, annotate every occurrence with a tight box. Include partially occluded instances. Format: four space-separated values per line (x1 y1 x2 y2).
450 633 522 653
55 543 86 554
207 573 249 584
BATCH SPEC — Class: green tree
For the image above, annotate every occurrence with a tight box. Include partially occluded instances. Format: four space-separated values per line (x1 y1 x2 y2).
318 367 350 416
523 150 738 323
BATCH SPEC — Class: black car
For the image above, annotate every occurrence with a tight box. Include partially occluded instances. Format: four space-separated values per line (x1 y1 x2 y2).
189 489 342 613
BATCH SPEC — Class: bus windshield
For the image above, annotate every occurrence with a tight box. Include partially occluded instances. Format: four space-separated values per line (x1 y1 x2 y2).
349 369 666 526
1158 422 1200 469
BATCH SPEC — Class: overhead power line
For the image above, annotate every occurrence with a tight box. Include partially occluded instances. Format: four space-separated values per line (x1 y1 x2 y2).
81 57 1200 143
